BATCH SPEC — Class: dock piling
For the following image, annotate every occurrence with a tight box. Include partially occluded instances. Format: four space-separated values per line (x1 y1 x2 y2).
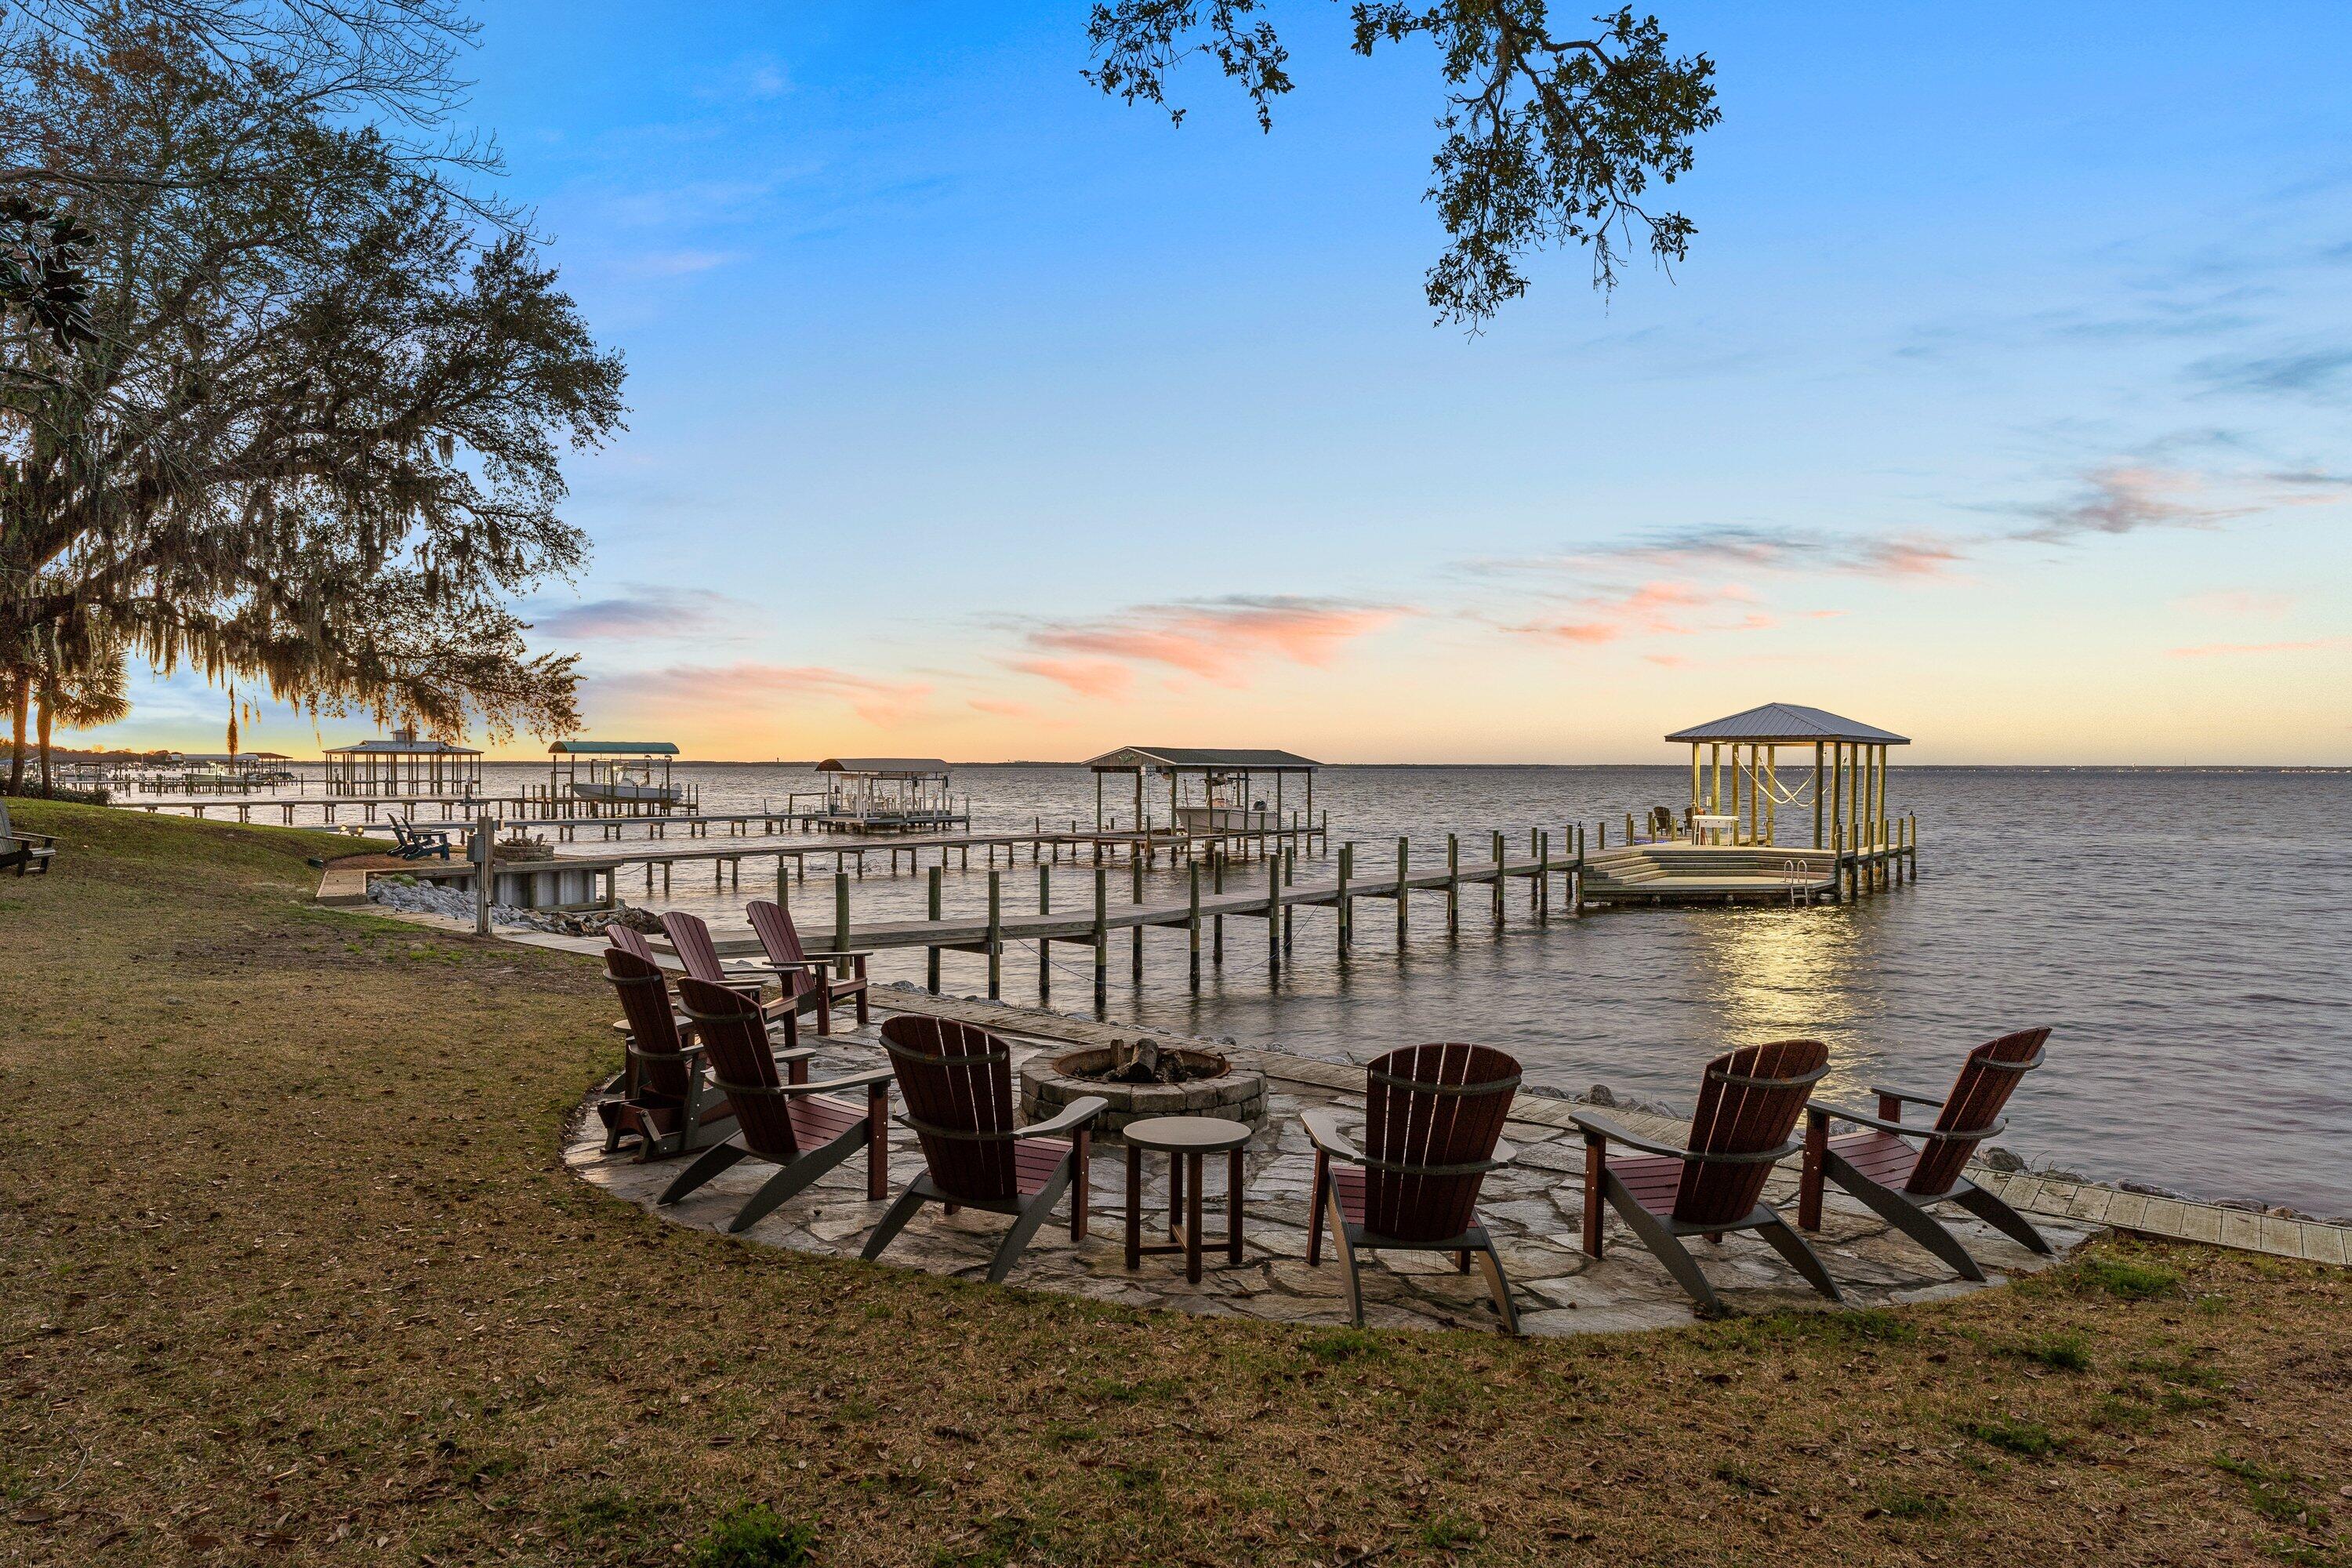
927 867 942 993
1188 862 1202 989
1446 834 1460 935
1093 868 1109 1007
1345 846 1364 959
1396 837 1410 945
988 872 1003 1000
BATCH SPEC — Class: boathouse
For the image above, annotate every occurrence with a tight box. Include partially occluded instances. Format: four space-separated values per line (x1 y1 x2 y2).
1664 702 1908 850
1082 746 1319 833
321 727 483 797
811 758 962 833
547 740 688 812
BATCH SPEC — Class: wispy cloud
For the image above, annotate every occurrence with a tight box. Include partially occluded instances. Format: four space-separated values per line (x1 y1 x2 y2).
2013 465 2352 544
2189 343 2352 401
2167 636 2352 659
535 585 757 642
1014 596 1407 688
590 662 931 726
1501 581 1764 646
1005 657 1134 700
1472 524 1965 585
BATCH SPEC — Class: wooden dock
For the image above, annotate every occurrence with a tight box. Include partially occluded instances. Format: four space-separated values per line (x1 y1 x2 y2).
676 829 1916 1007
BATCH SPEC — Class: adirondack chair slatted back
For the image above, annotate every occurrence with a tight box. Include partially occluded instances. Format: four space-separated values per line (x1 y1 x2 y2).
879 1016 1019 1204
1673 1039 1829 1228
604 948 693 1100
659 911 728 985
1359 1043 1521 1245
745 899 816 1000
605 923 658 965
675 977 806 1163
1648 805 1676 838
1909 1028 2049 1196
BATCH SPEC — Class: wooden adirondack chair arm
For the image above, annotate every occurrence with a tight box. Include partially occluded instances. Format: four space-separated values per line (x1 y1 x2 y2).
626 1039 710 1068
1300 1109 1363 1164
1574 1110 1797 1166
11 829 56 848
1867 1083 1948 1109
1016 1095 1108 1138
1813 1100 2003 1142
800 948 875 960
771 1065 894 1097
1569 1111 1688 1159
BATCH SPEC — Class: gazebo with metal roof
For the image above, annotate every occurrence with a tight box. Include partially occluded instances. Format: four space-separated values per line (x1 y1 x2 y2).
321 726 484 797
1082 746 1320 834
1664 703 1909 850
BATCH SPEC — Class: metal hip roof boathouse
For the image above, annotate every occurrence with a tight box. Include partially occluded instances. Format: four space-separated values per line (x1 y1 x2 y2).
1082 746 1320 837
1577 702 1915 907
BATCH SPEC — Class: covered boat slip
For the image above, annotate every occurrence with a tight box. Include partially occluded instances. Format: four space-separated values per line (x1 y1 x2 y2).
803 758 968 833
1580 702 1915 905
1083 746 1321 839
542 740 695 815
320 727 484 797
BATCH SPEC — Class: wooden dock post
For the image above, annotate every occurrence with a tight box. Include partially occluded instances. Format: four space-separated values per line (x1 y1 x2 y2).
1491 831 1506 927
1396 837 1410 944
1529 828 1541 910
472 814 492 935
1093 868 1109 1005
988 871 1004 1000
776 857 788 908
1281 845 1294 954
1188 862 1202 990
1213 850 1225 964
834 872 851 959
1337 841 1353 956
1572 823 1585 916
927 867 942 993
1446 833 1460 935
1038 863 1052 1002
1537 829 1549 920
1131 849 1145 982
1266 855 1281 975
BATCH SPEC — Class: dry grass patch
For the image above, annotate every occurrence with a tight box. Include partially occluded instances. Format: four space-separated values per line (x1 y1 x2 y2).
2 801 2348 1566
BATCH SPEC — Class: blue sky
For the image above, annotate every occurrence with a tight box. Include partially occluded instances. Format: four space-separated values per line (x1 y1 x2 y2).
96 2 2352 762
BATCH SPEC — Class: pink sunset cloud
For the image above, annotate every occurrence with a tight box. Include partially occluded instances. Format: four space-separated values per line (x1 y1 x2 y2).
1018 596 1407 689
1006 657 1135 700
1508 581 1763 646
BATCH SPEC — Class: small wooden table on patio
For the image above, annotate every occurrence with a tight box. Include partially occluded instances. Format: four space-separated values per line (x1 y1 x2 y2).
1122 1115 1251 1283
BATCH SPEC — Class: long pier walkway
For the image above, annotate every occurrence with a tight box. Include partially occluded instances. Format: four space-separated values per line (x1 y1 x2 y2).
687 832 1917 1007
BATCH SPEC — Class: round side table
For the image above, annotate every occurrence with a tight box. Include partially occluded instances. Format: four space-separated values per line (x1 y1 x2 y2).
1121 1115 1252 1283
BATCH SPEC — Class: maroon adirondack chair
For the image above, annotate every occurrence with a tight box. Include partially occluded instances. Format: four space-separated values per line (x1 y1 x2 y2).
746 898 870 1036
1303 1043 1524 1333
595 946 743 1160
655 978 894 1234
861 1017 1105 1285
1573 1040 1841 1312
607 922 658 964
659 910 793 1027
1798 1028 2054 1279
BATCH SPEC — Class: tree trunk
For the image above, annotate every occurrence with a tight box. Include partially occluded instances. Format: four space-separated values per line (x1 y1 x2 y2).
37 695 54 797
5 676 27 796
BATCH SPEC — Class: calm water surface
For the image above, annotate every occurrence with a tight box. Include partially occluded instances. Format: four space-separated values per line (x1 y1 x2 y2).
281 763 2352 1211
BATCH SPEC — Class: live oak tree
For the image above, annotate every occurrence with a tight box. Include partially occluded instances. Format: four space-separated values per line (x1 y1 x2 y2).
0 3 622 769
1087 1 1720 325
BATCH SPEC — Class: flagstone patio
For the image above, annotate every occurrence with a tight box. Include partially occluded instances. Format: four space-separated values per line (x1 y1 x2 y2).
564 994 2097 1336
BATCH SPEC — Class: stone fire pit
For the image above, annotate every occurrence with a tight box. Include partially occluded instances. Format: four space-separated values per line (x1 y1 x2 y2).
1019 1038 1267 1141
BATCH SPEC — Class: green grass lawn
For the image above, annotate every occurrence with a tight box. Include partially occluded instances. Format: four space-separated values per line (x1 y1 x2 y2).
2 800 2347 1566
